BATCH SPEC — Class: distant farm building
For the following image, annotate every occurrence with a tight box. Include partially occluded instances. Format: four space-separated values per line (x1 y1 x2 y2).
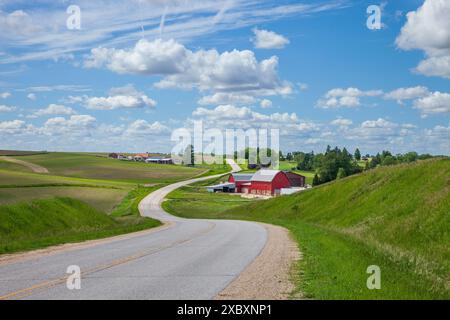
207 170 307 196
145 158 174 164
109 152 173 164
134 153 150 161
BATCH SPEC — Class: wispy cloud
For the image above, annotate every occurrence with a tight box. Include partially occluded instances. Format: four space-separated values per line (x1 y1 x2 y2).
0 0 349 64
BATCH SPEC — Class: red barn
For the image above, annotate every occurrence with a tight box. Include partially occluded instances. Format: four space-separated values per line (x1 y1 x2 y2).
228 173 253 193
248 170 291 196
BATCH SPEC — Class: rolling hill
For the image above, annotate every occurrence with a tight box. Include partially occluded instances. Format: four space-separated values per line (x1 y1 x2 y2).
164 158 450 299
0 152 231 254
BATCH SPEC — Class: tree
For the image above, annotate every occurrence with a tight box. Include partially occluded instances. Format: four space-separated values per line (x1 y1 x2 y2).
312 174 320 186
369 154 380 169
404 151 418 163
336 167 346 179
296 152 314 171
354 148 361 161
382 155 396 166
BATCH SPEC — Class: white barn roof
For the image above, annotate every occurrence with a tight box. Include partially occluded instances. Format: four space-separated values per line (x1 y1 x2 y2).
250 169 281 182
231 173 254 181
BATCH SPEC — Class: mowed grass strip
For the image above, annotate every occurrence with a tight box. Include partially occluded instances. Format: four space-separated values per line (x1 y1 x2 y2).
0 197 161 254
15 152 206 183
163 175 254 219
0 159 33 173
163 158 450 299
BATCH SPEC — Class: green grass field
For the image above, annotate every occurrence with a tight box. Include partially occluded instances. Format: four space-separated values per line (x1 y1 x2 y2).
163 175 253 218
164 158 450 299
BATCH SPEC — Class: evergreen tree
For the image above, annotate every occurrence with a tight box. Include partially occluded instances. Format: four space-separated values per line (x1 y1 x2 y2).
312 174 320 186
354 148 361 161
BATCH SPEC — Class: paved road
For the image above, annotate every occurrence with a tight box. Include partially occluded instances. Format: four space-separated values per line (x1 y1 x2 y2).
0 159 267 300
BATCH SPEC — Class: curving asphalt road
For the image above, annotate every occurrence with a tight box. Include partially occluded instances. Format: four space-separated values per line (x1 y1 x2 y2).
0 159 267 300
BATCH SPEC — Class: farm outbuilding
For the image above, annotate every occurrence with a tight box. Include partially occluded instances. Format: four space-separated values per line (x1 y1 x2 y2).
206 182 236 193
284 171 306 188
145 158 174 164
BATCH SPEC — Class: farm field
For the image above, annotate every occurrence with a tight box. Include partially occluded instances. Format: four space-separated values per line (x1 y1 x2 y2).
0 169 134 189
0 150 47 156
164 158 450 299
10 152 208 184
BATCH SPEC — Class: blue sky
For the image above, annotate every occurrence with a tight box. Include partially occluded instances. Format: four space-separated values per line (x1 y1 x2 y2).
0 0 449 155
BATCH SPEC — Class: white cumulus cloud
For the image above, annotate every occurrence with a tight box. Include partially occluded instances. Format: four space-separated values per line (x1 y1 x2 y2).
317 87 383 108
32 104 76 117
27 93 37 100
251 28 290 49
191 104 318 136
0 120 32 134
75 85 157 110
396 0 450 79
0 105 16 112
198 93 256 106
41 115 97 136
331 118 353 127
124 120 170 136
260 99 273 109
413 91 450 116
384 86 430 104
85 39 292 99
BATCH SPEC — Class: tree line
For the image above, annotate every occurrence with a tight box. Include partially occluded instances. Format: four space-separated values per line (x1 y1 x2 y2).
283 146 437 186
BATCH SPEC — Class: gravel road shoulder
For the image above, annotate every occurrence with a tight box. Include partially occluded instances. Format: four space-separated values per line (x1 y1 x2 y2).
216 223 302 300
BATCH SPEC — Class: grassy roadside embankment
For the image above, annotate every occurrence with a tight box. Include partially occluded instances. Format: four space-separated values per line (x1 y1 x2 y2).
0 197 161 254
163 158 450 299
